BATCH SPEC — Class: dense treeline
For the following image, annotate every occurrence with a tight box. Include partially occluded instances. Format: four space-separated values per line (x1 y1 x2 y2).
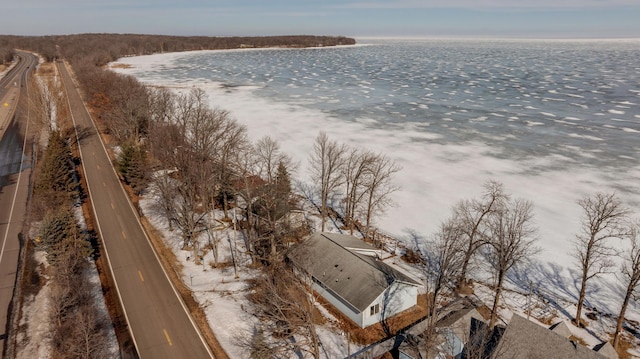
0 33 355 65
0 48 13 64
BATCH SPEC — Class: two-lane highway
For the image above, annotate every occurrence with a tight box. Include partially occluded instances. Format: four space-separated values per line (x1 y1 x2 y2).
0 51 38 355
57 62 214 358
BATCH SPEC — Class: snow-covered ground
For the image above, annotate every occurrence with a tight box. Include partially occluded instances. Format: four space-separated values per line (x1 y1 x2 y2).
16 208 119 358
15 251 53 359
0 60 17 78
139 183 370 358
109 48 640 357
138 179 640 357
15 252 119 359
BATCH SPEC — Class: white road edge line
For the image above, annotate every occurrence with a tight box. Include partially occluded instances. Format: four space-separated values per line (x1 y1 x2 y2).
59 62 142 355
61 61 215 358
0 54 30 271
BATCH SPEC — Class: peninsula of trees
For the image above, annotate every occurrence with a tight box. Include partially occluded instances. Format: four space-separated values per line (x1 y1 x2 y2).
0 34 355 66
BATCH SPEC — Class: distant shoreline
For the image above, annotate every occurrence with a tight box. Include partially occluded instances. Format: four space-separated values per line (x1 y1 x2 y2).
109 43 366 68
355 35 640 42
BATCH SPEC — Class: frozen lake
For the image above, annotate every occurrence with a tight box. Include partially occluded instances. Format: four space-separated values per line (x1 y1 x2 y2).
112 38 640 314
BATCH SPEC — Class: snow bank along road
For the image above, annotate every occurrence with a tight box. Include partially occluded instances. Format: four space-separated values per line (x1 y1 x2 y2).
57 61 214 358
0 51 36 355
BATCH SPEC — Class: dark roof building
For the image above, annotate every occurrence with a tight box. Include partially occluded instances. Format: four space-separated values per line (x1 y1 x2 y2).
491 315 615 359
288 232 421 328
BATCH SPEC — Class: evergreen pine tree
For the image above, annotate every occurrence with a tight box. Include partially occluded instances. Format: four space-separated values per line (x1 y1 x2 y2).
274 161 292 220
39 209 92 267
117 142 149 195
35 130 78 207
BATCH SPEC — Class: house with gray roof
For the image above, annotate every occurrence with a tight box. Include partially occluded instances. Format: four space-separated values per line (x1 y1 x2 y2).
399 306 488 359
399 308 618 359
491 315 616 359
287 232 421 328
435 307 486 358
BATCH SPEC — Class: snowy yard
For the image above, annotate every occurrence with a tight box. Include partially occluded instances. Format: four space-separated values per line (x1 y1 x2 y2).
139 185 370 358
138 177 640 358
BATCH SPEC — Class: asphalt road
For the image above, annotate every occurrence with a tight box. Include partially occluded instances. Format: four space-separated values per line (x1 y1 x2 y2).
0 52 37 355
57 62 214 358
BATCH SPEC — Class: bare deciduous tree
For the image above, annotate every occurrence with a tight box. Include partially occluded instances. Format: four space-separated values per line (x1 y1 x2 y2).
423 220 465 319
362 153 401 239
49 280 74 327
209 111 248 218
254 136 287 184
234 143 260 262
149 89 248 249
614 220 639 348
309 131 346 232
66 307 110 359
171 182 208 249
342 147 375 235
246 263 320 358
573 192 630 327
412 219 465 355
173 89 226 210
29 72 64 132
485 198 538 329
251 137 295 260
151 170 177 230
103 74 150 143
455 180 507 290
148 87 176 125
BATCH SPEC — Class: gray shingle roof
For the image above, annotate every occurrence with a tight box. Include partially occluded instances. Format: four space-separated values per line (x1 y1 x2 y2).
321 232 382 252
594 341 619 359
492 315 609 359
549 321 572 339
287 233 420 313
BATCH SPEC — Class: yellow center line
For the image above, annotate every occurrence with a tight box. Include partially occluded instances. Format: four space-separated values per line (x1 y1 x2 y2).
122 231 126 239
138 270 144 282
163 329 173 346
111 202 115 209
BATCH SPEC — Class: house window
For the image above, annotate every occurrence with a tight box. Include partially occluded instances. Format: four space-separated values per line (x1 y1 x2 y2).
370 304 380 316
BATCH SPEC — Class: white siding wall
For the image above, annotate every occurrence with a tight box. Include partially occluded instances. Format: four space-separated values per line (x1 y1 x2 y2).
362 282 419 328
311 282 364 327
394 283 419 313
312 279 419 329
362 296 384 328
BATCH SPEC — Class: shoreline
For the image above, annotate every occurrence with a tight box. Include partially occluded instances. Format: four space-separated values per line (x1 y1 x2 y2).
109 43 367 68
110 43 640 317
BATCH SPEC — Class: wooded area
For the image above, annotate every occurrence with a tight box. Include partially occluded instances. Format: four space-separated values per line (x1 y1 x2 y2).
0 34 355 66
7 33 354 358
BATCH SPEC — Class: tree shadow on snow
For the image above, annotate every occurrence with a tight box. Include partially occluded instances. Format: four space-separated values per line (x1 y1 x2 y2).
507 257 627 339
